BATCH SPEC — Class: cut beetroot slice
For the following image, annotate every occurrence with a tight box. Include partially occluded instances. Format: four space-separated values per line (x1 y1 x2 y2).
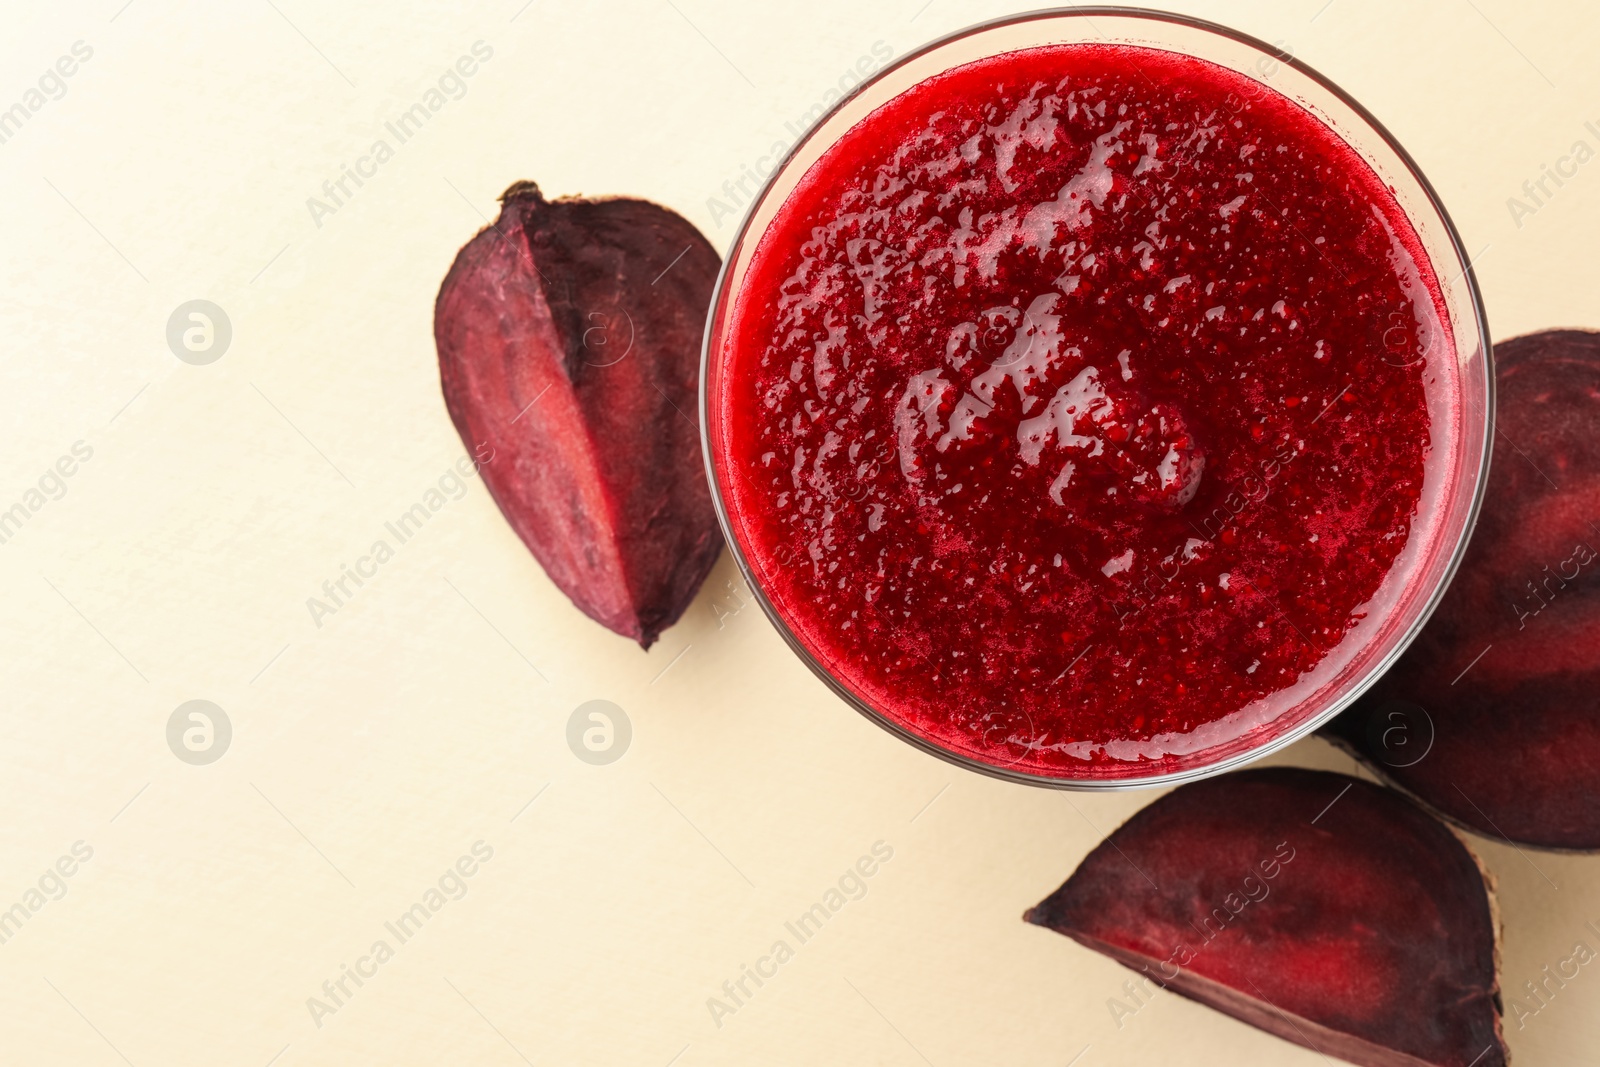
1026 768 1505 1067
1324 329 1600 849
435 182 723 647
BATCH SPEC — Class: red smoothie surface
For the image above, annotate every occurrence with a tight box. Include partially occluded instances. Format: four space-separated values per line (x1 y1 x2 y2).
712 44 1453 777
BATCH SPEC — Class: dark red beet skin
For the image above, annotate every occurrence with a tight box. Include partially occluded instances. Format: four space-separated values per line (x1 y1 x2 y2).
1026 769 1505 1067
435 183 723 647
1324 329 1600 849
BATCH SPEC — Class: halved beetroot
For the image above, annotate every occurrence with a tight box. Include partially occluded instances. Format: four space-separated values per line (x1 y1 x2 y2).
435 182 723 647
1026 768 1505 1067
1324 329 1600 849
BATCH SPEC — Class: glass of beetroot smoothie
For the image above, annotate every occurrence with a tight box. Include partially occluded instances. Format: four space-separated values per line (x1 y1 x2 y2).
701 10 1491 787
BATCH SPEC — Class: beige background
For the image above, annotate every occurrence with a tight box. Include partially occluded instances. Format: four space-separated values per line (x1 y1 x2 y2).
1 0 1597 1063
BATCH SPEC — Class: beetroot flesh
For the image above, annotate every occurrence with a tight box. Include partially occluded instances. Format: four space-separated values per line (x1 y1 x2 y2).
435 182 723 647
1026 768 1505 1067
1324 329 1600 849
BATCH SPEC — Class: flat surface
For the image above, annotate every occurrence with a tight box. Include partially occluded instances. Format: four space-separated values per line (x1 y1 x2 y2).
0 1 1595 1064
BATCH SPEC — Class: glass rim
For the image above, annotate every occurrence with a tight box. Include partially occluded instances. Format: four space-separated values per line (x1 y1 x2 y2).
697 5 1496 791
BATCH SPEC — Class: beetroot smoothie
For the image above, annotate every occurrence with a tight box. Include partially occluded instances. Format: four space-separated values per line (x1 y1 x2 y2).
710 44 1453 778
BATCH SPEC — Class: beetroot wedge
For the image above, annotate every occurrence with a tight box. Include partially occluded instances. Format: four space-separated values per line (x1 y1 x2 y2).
435 182 723 647
1324 329 1600 848
1026 768 1505 1067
